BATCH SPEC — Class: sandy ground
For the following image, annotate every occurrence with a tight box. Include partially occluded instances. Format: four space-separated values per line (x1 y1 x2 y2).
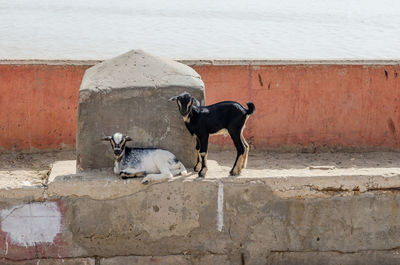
211 151 400 170
0 151 75 188
1 150 400 188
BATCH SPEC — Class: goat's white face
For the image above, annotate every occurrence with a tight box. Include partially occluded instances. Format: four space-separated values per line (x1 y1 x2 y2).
102 132 132 158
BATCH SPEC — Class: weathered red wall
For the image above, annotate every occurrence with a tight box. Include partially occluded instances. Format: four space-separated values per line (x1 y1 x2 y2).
196 64 400 150
1 61 400 151
0 63 89 151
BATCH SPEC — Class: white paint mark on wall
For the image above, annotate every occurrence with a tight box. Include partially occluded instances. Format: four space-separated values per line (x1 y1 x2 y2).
1 202 61 246
5 237 8 255
217 180 224 232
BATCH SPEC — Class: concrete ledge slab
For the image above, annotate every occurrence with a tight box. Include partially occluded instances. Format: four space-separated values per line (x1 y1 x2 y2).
0 258 95 265
266 250 400 265
2 151 400 263
47 151 400 199
100 255 229 265
2 59 400 66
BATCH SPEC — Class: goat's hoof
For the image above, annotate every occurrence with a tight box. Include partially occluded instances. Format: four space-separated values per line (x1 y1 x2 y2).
141 179 150 185
229 169 241 176
194 163 202 172
198 168 207 178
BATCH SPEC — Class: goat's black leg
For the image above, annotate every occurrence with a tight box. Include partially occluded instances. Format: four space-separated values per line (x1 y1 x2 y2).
229 127 246 176
194 136 202 172
198 134 209 177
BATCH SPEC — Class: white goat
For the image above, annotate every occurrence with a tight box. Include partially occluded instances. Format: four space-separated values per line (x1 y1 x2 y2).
102 132 187 184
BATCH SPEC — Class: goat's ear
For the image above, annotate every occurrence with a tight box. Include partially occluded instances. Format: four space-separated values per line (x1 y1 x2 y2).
168 95 178 101
101 136 112 141
192 97 201 106
125 136 132 141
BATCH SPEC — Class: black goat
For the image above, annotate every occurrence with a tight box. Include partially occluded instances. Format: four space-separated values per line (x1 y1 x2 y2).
169 92 255 177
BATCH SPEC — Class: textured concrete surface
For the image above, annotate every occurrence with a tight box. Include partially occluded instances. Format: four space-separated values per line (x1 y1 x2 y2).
0 258 95 265
76 50 204 170
100 255 229 265
0 151 400 264
265 251 400 265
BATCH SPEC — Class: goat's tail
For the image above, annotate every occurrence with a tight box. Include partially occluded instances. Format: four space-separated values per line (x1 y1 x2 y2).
246 102 255 115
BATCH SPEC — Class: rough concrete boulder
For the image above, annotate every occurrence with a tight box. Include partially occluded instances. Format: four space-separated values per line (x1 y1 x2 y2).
76 50 205 171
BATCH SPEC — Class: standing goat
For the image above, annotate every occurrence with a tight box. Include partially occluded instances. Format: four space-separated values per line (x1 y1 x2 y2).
169 92 255 177
102 132 187 184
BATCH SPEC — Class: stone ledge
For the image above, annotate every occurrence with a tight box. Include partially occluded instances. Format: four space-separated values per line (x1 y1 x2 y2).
265 250 400 265
0 258 95 265
1 151 400 200
44 151 400 200
100 255 229 265
1 59 400 66
1 151 400 263
45 162 400 200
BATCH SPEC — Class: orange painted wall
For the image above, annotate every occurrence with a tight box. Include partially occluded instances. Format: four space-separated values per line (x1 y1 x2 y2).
196 64 400 150
1 62 400 151
0 64 88 151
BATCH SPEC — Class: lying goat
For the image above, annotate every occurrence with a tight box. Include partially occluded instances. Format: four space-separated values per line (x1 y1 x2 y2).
102 132 187 184
169 92 255 177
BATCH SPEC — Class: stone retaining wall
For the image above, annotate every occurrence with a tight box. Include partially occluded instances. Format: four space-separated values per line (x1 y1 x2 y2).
1 159 400 264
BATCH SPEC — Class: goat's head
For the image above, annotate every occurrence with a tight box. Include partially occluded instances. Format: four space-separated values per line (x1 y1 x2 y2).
168 92 200 116
102 132 132 159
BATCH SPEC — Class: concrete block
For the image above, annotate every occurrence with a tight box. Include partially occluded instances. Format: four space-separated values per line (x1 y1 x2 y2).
0 258 95 265
265 251 400 265
101 255 229 265
77 50 204 171
6 152 400 263
101 256 193 265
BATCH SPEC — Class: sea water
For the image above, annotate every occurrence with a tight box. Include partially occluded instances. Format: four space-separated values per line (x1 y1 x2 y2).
0 0 399 60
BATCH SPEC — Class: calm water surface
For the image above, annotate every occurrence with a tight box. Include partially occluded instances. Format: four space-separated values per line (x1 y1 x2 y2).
0 0 399 59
